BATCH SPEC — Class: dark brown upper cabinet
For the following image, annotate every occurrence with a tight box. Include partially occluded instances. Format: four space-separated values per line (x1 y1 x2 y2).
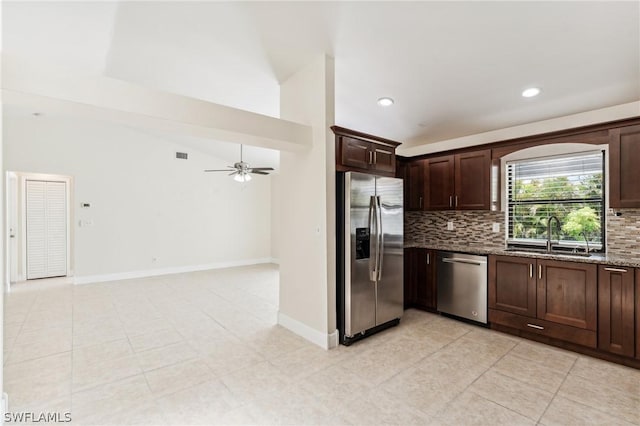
425 155 455 210
455 150 492 210
331 126 401 177
425 149 491 210
610 124 640 208
405 160 426 211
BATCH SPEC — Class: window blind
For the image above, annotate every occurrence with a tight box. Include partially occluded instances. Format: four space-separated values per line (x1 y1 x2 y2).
506 150 604 248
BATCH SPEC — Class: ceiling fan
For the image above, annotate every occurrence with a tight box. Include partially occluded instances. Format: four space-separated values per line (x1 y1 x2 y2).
204 144 274 182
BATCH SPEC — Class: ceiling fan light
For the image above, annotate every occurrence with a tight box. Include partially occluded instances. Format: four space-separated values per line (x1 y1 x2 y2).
233 172 252 183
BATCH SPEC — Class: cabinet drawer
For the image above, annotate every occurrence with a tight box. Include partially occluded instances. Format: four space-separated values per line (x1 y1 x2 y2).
489 309 597 348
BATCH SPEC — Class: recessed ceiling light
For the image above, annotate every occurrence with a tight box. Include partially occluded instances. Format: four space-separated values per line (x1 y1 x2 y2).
522 87 541 98
377 97 394 107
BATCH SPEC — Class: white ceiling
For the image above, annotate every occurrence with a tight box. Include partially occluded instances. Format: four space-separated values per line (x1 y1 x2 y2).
3 1 639 157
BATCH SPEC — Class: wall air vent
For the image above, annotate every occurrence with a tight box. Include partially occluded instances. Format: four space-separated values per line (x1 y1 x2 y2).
176 152 188 160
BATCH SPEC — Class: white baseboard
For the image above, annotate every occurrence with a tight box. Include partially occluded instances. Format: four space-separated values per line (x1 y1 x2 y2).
278 311 339 350
327 329 339 349
2 392 8 420
73 258 274 285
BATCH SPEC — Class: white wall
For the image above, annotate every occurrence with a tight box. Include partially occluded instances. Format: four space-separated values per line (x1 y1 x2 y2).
3 113 272 283
270 174 281 262
277 55 337 349
0 4 4 406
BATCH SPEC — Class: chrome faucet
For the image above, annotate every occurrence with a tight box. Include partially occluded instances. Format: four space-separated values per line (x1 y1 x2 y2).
546 216 561 252
582 229 590 254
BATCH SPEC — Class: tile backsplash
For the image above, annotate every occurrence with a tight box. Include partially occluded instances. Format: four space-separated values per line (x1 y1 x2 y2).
405 210 505 249
607 209 640 257
406 208 640 257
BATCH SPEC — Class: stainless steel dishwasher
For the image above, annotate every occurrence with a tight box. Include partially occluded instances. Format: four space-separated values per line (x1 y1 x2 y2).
436 252 488 324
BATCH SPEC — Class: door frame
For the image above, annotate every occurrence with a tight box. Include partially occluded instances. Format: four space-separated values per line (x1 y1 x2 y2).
5 172 17 292
6 172 73 288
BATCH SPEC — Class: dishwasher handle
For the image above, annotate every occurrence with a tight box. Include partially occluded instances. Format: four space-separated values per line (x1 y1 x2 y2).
441 258 486 266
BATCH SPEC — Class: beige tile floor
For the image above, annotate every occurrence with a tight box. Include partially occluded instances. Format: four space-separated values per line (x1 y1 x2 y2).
4 264 640 425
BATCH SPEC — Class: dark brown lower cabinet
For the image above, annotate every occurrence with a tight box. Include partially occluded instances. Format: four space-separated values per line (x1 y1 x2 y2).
598 265 636 357
404 248 417 309
489 256 536 317
416 249 436 311
636 269 640 360
537 259 597 332
404 248 436 311
489 256 597 348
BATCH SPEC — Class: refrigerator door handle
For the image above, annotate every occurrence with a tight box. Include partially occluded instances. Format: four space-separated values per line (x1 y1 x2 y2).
368 195 378 282
376 196 384 281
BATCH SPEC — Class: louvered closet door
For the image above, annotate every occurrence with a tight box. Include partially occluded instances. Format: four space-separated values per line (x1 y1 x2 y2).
26 180 67 279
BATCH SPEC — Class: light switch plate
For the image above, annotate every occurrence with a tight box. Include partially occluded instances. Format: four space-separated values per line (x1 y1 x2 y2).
492 223 500 232
447 221 454 231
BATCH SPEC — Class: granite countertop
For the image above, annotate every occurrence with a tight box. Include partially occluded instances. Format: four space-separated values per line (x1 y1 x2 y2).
404 242 640 268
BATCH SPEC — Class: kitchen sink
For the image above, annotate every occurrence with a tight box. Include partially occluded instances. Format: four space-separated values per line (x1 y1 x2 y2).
504 247 592 257
504 247 548 254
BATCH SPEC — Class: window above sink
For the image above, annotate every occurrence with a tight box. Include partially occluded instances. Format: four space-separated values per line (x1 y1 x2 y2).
506 150 605 254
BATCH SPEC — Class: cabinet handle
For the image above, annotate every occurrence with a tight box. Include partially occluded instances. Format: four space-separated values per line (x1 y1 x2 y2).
419 197 423 208
604 267 628 273
368 151 373 165
373 151 377 164
538 265 542 279
527 323 544 330
529 264 533 278
449 195 453 207
455 195 458 207
426 253 430 265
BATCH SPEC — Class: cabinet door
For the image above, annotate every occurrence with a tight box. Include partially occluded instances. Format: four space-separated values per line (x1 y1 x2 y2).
610 125 640 208
637 269 640 360
406 161 425 211
396 158 406 180
425 155 454 210
537 260 597 331
372 145 395 174
598 265 635 357
403 249 415 309
455 150 491 210
489 256 536 317
416 249 436 310
340 137 371 170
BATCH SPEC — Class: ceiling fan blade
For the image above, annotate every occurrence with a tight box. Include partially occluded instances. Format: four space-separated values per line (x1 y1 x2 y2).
250 171 270 175
228 171 238 176
249 167 274 171
204 169 234 172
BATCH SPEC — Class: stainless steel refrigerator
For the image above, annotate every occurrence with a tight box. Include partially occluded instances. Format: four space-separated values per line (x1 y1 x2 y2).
337 172 404 345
